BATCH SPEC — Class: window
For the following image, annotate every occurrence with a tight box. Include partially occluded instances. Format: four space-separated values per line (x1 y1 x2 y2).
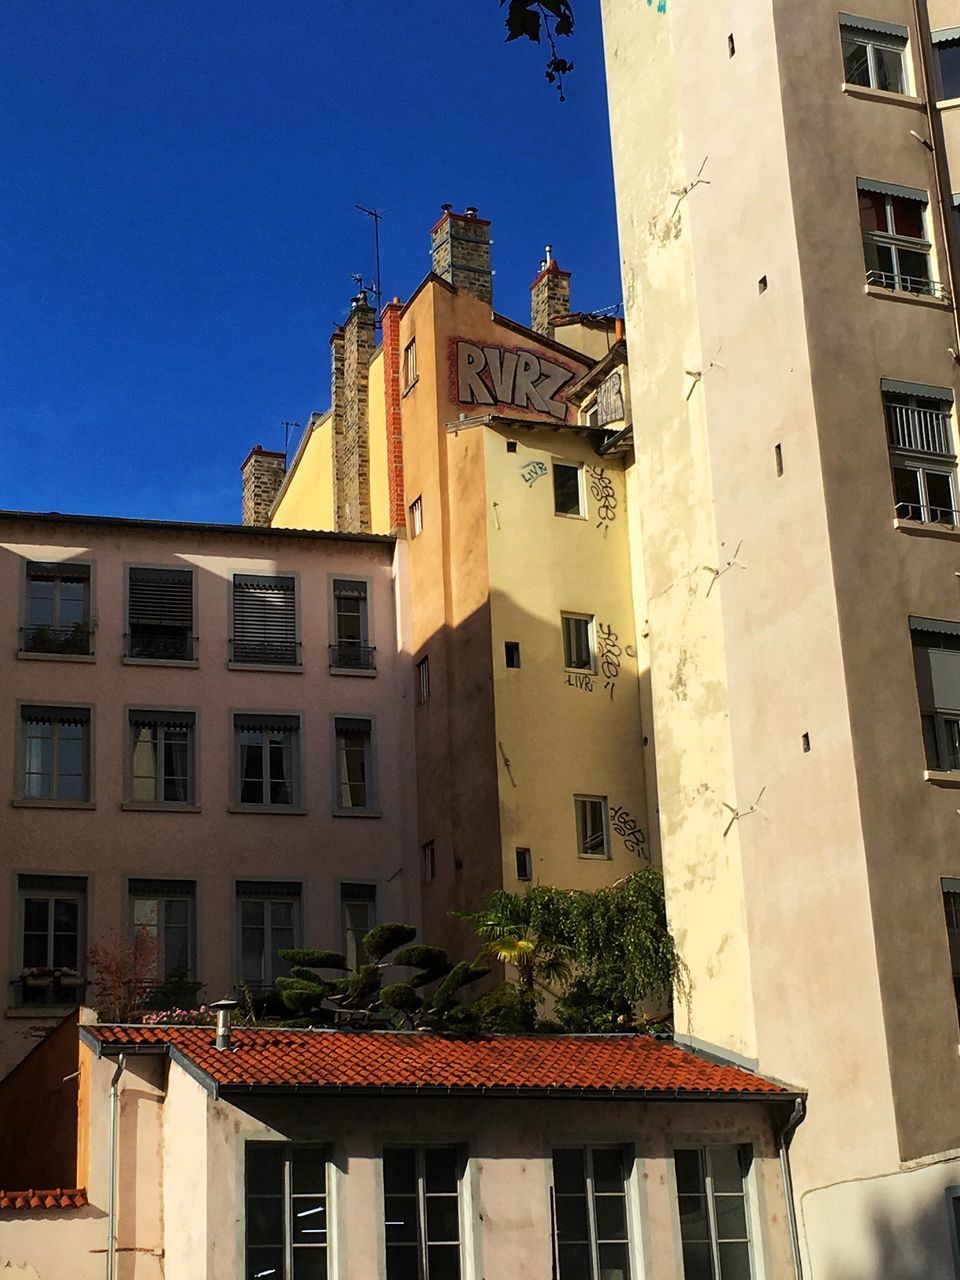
858 180 936 296
335 717 374 811
410 495 424 537
933 30 960 101
911 620 960 771
562 614 595 672
129 879 195 983
330 578 374 671
675 1145 754 1280
16 874 86 1006
884 382 956 525
22 562 91 656
553 463 584 517
404 338 418 390
580 400 600 428
232 574 298 666
416 656 431 705
516 847 532 881
20 705 90 802
127 566 194 661
234 714 300 808
840 16 907 94
575 796 609 859
552 1147 631 1280
128 710 196 804
943 881 960 1028
245 1143 328 1280
383 1146 462 1280
422 840 437 884
237 882 301 988
505 641 521 669
341 882 376 969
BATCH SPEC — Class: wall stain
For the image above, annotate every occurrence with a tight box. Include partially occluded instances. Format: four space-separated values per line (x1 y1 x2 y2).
669 648 690 700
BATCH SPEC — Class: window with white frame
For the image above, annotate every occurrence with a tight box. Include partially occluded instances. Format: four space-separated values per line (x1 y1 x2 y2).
933 29 960 101
562 613 595 672
674 1145 754 1280
129 879 195 983
232 573 298 666
943 881 960 1029
404 338 418 390
580 398 601 429
575 796 609 859
237 882 301 988
858 180 936 296
416 655 431 704
331 578 374 671
410 495 424 537
422 840 437 884
22 561 91 656
884 380 957 525
911 619 960 771
840 14 908 94
234 713 300 808
552 1147 632 1280
17 874 86 1006
21 704 90 802
383 1146 462 1280
341 882 376 970
245 1143 328 1280
335 716 374 811
127 566 194 661
129 710 196 804
553 462 584 517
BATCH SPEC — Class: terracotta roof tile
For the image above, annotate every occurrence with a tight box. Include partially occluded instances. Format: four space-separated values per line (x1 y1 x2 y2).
0 1189 88 1211
84 1027 795 1098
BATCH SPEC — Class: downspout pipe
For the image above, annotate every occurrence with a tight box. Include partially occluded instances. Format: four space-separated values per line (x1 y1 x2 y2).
107 1054 126 1280
778 1096 807 1280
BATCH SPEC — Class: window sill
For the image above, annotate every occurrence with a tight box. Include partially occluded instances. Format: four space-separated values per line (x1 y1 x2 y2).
227 804 307 816
894 517 960 539
5 1006 76 1020
17 651 96 664
924 770 960 787
402 378 419 398
121 801 202 813
328 666 377 678
554 512 587 521
332 807 382 819
123 657 200 669
11 798 95 810
578 852 612 861
227 662 303 674
564 667 598 677
936 97 960 112
842 83 924 108
864 285 952 310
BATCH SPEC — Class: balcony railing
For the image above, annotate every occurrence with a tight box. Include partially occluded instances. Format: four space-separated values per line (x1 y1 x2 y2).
895 500 960 526
126 632 195 661
10 977 86 1009
20 624 92 656
231 639 300 666
886 404 953 456
328 642 376 671
866 269 951 302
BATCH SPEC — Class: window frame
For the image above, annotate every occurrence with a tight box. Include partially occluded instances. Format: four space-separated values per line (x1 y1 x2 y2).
422 840 437 884
550 1145 634 1280
235 882 303 990
20 560 94 660
16 702 93 808
124 562 197 665
574 795 611 860
403 337 418 392
410 495 424 538
553 461 586 520
933 34 960 103
328 573 376 674
839 22 908 95
382 1144 465 1280
884 385 958 525
332 715 378 816
124 707 198 809
15 874 87 1007
416 655 431 705
244 1141 330 1279
562 612 596 674
128 879 197 984
858 183 935 296
672 1143 756 1280
229 570 301 670
339 881 377 970
231 712 304 813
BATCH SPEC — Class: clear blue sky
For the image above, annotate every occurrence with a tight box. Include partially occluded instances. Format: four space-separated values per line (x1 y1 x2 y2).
0 1 622 523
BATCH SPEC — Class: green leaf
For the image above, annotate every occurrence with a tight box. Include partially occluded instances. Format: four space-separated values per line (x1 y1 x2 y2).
279 949 348 971
380 982 423 1013
393 945 450 976
362 922 417 963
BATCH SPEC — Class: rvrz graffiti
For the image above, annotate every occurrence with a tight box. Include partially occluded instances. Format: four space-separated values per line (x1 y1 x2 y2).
455 341 576 420
610 805 647 858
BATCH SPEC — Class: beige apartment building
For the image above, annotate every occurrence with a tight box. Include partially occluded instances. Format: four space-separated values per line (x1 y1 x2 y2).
0 510 416 1075
602 0 960 1275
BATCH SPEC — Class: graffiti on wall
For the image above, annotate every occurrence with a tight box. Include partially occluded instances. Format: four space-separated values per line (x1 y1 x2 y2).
596 371 625 427
597 623 622 700
521 460 548 487
565 672 594 693
586 466 617 528
454 341 576 420
647 0 667 11
610 804 647 858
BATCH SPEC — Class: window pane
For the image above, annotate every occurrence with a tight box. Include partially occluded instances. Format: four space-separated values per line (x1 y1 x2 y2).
242 924 266 984
25 723 52 798
247 1145 285 1195
926 470 955 521
28 578 54 626
678 1195 710 1242
338 730 368 808
22 898 50 967
247 1247 284 1280
595 1195 627 1240
897 248 931 282
163 729 190 802
384 1148 417 1194
292 1252 327 1280
291 1197 327 1245
893 465 922 519
681 1241 714 1280
246 1197 284 1247
426 1246 460 1280
554 464 582 515
240 738 265 804
563 617 592 669
555 1195 590 1241
557 1242 592 1279
384 1196 419 1243
714 1196 748 1240
939 42 960 100
717 1241 752 1279
874 44 904 93
676 1149 705 1195
425 1146 459 1193
597 1242 631 1280
385 1247 419 1280
710 1146 746 1194
890 197 924 240
842 37 870 86
592 1148 626 1194
859 190 886 233
425 1196 460 1243
132 726 159 801
336 596 363 643
553 1149 587 1194
293 1147 327 1194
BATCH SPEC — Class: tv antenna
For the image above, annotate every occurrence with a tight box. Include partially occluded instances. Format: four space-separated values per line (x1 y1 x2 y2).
282 421 300 468
355 205 383 319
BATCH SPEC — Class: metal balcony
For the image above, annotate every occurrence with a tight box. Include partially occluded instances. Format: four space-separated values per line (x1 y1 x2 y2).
866 269 951 302
328 643 376 672
886 404 953 456
20 624 92 656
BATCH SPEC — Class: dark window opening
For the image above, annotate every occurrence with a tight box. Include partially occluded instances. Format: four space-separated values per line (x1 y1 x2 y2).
505 641 521 669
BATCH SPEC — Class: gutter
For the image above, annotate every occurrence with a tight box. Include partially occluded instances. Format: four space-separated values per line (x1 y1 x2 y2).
777 1095 807 1280
0 508 395 546
106 1055 126 1280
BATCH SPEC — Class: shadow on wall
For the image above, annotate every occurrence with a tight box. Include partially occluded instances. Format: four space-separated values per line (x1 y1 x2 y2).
0 1011 80 1188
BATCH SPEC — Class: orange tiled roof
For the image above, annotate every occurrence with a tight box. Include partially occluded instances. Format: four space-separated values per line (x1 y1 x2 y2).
83 1026 796 1099
0 1189 88 1211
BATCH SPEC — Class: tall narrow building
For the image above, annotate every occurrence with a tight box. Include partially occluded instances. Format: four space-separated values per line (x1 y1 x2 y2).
603 0 960 1273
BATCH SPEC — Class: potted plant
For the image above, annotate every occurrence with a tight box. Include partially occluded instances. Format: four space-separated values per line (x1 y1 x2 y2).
56 967 83 989
21 966 54 988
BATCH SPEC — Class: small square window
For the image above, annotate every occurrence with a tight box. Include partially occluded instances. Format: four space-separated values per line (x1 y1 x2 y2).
562 613 595 672
416 655 431 705
410 495 424 537
422 840 437 884
403 338 418 390
505 641 521 669
553 462 584 517
516 848 532 881
575 796 610 859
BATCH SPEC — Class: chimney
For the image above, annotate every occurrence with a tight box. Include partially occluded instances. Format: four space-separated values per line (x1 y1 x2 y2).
241 445 286 526
331 290 377 532
430 205 493 305
209 998 239 1051
530 245 571 336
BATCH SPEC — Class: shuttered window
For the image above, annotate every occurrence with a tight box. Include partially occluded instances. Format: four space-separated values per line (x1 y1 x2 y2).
911 619 960 770
127 568 194 661
232 574 298 665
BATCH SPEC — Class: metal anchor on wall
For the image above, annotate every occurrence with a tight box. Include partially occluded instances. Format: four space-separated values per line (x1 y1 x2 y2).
722 787 767 838
670 156 710 220
702 540 746 597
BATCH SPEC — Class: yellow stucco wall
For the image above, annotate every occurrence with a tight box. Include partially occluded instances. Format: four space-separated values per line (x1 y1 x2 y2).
271 413 335 532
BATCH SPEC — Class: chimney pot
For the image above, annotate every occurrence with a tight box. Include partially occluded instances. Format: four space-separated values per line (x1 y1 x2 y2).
530 250 572 336
465 206 478 218
441 203 453 213
209 998 239 1052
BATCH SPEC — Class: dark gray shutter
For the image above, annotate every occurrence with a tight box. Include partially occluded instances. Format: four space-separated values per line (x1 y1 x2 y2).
21 705 90 725
912 619 960 710
234 714 300 734
129 568 193 627
19 874 87 893
236 880 302 897
129 710 196 729
233 575 297 664
129 878 196 897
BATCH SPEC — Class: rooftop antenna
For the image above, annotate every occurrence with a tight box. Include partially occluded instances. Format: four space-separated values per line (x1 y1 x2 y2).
355 205 384 321
282 421 300 469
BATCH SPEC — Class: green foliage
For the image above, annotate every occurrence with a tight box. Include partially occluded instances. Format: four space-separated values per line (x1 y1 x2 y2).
362 923 417 962
282 949 347 970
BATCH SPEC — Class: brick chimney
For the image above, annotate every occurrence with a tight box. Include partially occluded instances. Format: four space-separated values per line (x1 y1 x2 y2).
332 289 377 533
530 246 571 336
241 445 286 526
431 205 493 305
